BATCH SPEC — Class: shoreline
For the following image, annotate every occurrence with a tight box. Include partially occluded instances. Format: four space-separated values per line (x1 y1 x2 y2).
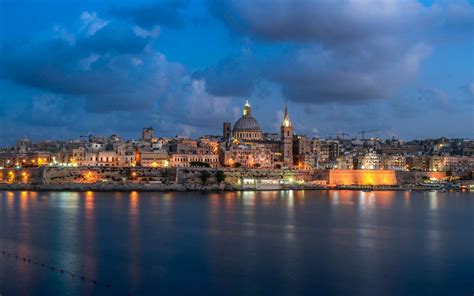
0 183 464 192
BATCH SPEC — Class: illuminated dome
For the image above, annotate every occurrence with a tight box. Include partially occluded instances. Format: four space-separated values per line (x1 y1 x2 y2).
234 116 261 131
233 100 263 141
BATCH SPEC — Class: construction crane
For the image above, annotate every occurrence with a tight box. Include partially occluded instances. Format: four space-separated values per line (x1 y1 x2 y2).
338 133 349 140
328 133 350 140
358 130 378 140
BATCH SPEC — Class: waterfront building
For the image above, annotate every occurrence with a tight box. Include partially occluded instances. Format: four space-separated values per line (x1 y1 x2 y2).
443 156 474 175
142 127 154 141
383 154 407 171
96 150 124 167
316 139 340 164
406 156 430 171
336 154 354 170
222 144 274 168
169 153 220 168
138 150 169 167
429 155 446 172
357 151 382 170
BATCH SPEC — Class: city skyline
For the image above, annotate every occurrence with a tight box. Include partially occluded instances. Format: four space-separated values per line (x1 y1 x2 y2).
1 0 473 146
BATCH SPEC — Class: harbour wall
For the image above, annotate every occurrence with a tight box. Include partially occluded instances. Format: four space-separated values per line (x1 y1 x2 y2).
0 167 447 187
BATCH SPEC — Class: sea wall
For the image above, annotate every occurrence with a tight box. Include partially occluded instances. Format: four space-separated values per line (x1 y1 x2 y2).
329 170 397 186
0 167 448 188
395 171 446 184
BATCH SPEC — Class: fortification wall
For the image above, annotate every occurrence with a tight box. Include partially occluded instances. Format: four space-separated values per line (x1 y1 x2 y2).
329 170 397 185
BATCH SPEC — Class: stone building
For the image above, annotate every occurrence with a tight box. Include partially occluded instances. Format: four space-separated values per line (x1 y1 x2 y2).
169 153 220 168
222 144 274 168
281 103 293 167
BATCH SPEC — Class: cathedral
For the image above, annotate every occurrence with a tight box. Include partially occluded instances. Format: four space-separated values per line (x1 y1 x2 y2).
222 100 294 168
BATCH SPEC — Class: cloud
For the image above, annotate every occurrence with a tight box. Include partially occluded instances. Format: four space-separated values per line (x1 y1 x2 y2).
467 82 474 97
0 13 184 113
80 11 109 36
203 0 472 105
195 53 261 97
208 0 433 44
111 0 190 29
160 77 234 133
18 94 81 126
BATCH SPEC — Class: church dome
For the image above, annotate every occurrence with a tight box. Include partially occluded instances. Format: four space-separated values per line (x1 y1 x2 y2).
232 100 263 141
233 116 262 132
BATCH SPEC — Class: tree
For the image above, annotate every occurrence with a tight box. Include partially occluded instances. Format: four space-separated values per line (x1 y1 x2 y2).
200 170 211 184
190 161 210 168
216 170 225 183
233 162 242 168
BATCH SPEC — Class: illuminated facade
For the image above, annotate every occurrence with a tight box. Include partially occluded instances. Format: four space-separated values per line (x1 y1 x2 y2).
170 153 220 167
383 154 407 171
139 151 169 167
223 145 274 168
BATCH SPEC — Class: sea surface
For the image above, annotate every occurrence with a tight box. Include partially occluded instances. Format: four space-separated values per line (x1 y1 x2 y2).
0 190 473 295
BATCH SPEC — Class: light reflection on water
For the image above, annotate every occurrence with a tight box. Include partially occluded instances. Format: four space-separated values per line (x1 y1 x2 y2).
0 190 473 295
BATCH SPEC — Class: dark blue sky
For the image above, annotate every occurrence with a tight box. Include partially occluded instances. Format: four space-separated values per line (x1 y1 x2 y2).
1 0 473 145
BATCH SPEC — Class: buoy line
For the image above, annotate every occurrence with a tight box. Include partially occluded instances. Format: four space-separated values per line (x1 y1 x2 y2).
1 249 113 289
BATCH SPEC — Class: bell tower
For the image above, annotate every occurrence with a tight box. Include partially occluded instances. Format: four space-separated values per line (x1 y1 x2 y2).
281 102 293 167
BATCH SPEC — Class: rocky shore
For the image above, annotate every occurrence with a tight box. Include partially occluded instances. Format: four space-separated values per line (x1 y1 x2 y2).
0 182 233 192
0 183 452 192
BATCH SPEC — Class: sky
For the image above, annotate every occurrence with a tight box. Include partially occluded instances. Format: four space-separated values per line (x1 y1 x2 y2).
0 0 473 145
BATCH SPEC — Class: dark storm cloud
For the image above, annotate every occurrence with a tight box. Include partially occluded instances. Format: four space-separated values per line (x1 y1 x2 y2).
200 40 432 104
195 54 260 97
111 0 190 29
204 0 474 105
0 17 184 113
208 0 432 44
267 42 432 103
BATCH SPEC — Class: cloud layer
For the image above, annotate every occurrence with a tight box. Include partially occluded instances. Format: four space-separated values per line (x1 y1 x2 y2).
0 0 473 144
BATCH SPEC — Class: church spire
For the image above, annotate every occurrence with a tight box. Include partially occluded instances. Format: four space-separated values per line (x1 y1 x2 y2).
243 100 251 116
282 102 292 127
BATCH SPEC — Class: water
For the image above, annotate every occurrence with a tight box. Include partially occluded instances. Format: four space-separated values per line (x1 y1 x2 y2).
0 190 473 295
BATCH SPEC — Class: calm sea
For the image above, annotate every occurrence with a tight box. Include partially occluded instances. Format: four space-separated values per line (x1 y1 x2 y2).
0 190 473 295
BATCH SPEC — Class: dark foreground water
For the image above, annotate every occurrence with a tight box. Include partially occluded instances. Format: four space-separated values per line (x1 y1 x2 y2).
0 190 473 295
